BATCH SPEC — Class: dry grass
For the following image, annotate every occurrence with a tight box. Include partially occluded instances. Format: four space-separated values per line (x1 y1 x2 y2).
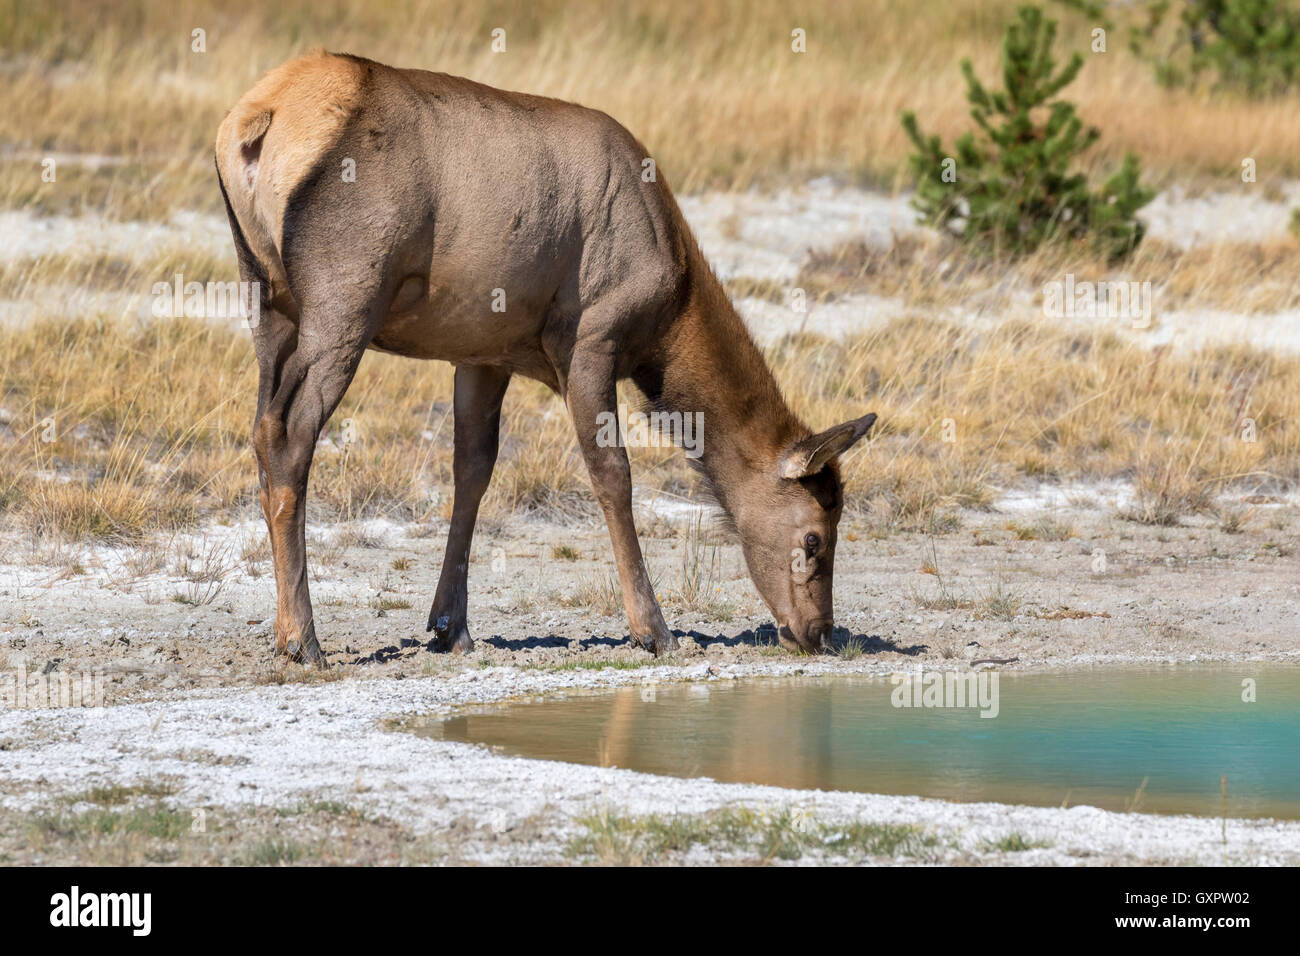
1 309 1295 542
1 0 1297 547
0 313 593 539
4 0 1300 225
768 318 1296 532
567 806 940 865
796 233 1300 317
8 796 425 866
558 571 623 616
1007 517 1077 541
663 512 735 620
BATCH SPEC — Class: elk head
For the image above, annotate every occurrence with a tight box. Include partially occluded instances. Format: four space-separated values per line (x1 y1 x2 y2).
730 412 877 653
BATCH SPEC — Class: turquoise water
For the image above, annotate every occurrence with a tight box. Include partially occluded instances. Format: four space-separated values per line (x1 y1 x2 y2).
428 666 1300 819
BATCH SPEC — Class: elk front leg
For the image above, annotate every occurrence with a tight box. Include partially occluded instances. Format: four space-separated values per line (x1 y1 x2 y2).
428 365 511 653
566 345 678 656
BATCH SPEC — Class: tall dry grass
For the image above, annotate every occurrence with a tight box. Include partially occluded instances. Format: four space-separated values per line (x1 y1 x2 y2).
2 308 1293 542
3 0 1300 221
1 0 1296 545
769 317 1297 530
0 312 603 542
795 232 1300 316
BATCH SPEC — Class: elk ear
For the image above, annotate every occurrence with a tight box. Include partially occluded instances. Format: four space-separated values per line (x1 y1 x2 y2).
779 413 877 479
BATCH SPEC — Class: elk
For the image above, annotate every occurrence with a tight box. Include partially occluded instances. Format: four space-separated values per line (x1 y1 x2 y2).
215 51 876 665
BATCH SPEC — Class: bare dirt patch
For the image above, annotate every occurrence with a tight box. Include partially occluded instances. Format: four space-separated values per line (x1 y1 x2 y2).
3 500 1296 704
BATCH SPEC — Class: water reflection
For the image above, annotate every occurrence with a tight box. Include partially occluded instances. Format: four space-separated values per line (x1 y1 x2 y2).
429 667 1300 819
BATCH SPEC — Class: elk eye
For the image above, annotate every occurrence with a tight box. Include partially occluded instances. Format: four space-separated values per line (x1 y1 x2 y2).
804 533 821 554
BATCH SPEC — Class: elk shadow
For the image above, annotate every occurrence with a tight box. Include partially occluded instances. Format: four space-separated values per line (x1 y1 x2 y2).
390 627 926 657
827 630 927 656
352 636 425 664
684 626 926 656
481 634 576 651
480 634 648 651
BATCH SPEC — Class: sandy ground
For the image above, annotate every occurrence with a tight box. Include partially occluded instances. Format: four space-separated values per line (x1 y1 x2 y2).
2 493 1298 864
4 494 1299 689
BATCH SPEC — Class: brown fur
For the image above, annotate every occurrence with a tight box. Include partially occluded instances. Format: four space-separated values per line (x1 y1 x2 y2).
216 52 875 664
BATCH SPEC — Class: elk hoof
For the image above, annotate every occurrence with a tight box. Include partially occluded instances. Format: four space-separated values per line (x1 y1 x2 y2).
285 634 326 667
636 627 678 657
428 614 474 654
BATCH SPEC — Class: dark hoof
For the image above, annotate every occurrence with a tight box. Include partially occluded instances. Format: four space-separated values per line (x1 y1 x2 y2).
284 635 326 668
428 612 474 654
634 627 679 658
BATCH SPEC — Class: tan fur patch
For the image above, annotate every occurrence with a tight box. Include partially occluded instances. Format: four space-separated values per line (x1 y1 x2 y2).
266 484 301 651
236 108 273 148
216 50 366 267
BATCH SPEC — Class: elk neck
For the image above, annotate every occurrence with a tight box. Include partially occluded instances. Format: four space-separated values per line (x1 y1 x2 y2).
634 243 806 515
